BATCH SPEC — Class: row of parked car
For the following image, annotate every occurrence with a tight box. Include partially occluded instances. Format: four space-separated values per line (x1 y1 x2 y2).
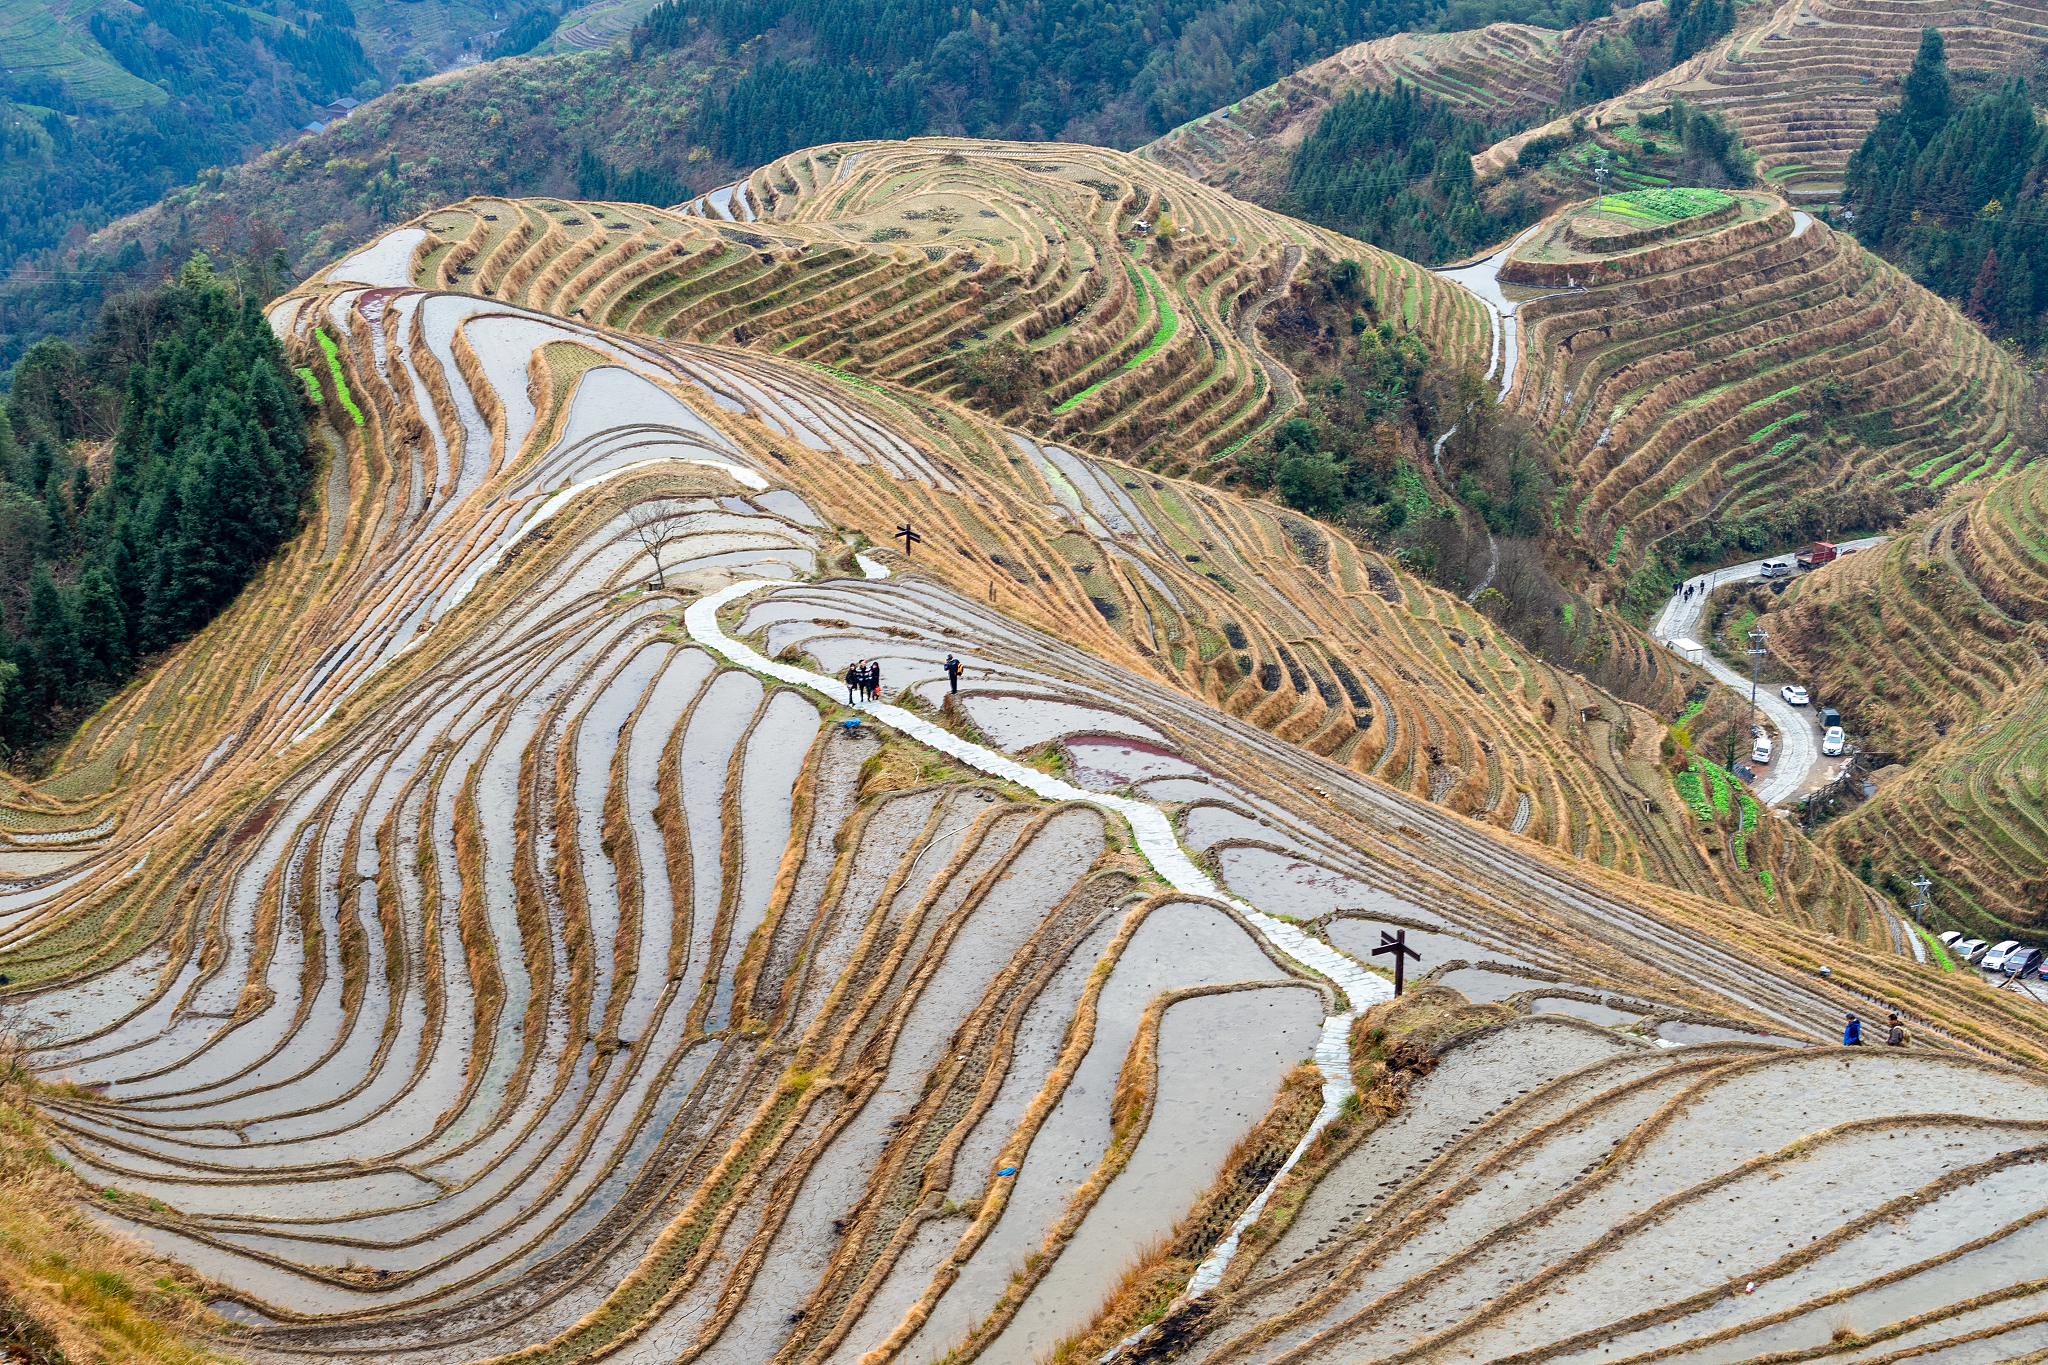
1776 687 1848 757
1940 933 2048 980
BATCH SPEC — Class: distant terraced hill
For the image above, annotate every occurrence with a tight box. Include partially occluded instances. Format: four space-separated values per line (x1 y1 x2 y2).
1149 0 2048 217
1478 0 2048 197
1490 189 2030 602
1136 12 1654 200
3 137 2047 1365
1746 454 2048 931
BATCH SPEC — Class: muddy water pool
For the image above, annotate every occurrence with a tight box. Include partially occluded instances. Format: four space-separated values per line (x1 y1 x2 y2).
1216 845 1424 921
1247 1018 1645 1284
675 671 766 1015
1324 918 1537 980
789 789 945 1028
956 696 1163 752
1063 739 1202 790
1554 1157 2048 1365
1529 996 1646 1027
899 901 1290 1364
986 985 1324 1365
710 690 820 1030
1445 1127 2048 1363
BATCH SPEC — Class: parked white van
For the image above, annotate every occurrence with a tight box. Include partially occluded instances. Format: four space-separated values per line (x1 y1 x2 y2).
1751 734 1773 765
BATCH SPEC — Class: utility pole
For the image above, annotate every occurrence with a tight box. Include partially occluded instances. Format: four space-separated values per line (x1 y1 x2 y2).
1594 155 1610 213
1909 874 1932 924
1743 625 1769 774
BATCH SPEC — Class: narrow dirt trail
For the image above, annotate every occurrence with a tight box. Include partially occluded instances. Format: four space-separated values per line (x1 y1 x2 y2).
1237 244 1305 419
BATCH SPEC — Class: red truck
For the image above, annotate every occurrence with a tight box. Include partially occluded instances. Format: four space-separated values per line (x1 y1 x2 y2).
1794 541 1839 570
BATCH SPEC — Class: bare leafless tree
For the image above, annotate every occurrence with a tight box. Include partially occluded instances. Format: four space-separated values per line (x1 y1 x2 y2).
626 501 687 588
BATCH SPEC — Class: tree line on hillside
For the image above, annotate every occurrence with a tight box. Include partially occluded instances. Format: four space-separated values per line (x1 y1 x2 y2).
0 0 378 375
634 0 1643 152
0 254 314 759
1278 82 1537 264
1844 30 2048 346
1244 259 1669 703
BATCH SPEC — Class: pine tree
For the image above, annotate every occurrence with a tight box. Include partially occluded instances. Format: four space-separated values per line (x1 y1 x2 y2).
27 564 81 709
1900 29 1950 143
1967 250 2001 322
76 565 130 683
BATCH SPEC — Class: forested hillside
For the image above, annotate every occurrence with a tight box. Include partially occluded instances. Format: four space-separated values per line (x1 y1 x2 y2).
1843 29 2048 348
4 0 1660 377
0 253 314 757
1278 83 1538 262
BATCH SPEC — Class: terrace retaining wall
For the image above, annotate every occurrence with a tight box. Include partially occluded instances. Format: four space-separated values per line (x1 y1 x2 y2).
1503 200 1790 286
1563 198 1741 253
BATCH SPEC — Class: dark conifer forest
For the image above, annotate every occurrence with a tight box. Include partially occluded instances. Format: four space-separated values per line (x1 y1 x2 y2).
0 255 314 755
1844 29 2048 344
1279 83 1537 263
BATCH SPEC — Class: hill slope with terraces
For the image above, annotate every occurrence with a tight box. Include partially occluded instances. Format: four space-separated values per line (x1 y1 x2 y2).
1146 0 2048 208
1136 11 1656 200
405 138 1495 474
1487 187 2030 602
1473 0 2048 195
1744 451 2048 934
317 145 1918 922
7 135 2048 1365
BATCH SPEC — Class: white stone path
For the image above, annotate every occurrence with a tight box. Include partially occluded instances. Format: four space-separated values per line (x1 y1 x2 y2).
684 579 1391 1301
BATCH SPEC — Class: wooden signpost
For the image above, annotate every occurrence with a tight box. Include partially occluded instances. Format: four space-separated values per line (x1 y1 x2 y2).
1373 929 1422 996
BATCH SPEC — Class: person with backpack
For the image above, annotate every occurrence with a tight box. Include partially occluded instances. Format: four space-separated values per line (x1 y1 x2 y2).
868 660 884 702
845 662 861 706
944 654 963 694
1843 1013 1863 1046
1886 1013 1907 1047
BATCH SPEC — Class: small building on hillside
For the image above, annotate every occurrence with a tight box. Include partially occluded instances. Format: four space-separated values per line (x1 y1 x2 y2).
326 96 361 120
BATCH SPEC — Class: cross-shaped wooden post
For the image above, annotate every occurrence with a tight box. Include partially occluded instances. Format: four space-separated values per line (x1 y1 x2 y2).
1372 929 1422 997
896 523 922 556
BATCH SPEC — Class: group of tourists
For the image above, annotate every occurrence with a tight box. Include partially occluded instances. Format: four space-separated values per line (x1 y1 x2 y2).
1843 1011 1907 1047
844 655 968 704
845 660 884 704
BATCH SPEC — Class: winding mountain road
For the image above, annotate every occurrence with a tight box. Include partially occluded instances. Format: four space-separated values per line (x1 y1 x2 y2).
1647 539 1885 805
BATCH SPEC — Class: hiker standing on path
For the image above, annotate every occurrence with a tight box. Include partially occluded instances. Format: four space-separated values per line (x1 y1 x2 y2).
1843 1013 1863 1046
869 660 884 703
944 654 962 694
845 662 861 706
1886 1013 1907 1047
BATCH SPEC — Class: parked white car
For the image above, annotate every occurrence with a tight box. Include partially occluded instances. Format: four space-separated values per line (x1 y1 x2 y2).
1751 734 1773 765
1822 725 1845 756
1981 940 2022 971
1956 939 1989 963
1937 930 1963 948
1781 684 1810 705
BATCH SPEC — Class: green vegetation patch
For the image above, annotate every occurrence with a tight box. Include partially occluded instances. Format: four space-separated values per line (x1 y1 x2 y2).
1913 921 1957 970
296 366 324 404
1053 261 1179 414
1597 187 1734 223
1746 412 1807 443
316 329 364 426
1741 385 1802 412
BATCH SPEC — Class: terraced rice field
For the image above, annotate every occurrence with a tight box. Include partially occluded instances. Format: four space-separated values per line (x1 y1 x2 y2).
1478 0 2048 195
391 140 1484 474
3 143 2048 1362
1499 192 2029 584
1756 454 2048 930
1135 1010 2048 1365
1137 18 1633 196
